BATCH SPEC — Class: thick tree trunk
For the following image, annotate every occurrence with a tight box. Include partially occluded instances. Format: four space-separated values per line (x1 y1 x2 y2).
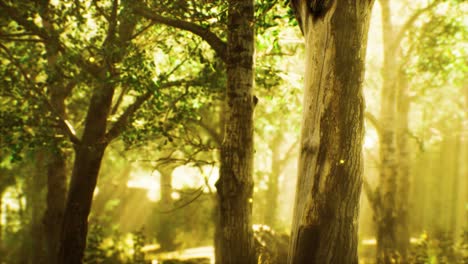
57 84 114 264
288 1 373 263
215 0 256 263
156 163 177 251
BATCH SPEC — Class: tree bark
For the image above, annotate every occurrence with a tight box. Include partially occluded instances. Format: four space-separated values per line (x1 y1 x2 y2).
57 2 136 262
35 3 71 263
57 82 113 264
288 1 374 263
215 0 256 263
156 162 177 251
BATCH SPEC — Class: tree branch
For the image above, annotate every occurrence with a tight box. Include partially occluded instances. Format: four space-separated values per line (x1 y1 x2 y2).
278 139 299 169
103 0 119 48
104 80 184 143
365 111 382 135
191 119 222 147
132 4 227 62
0 0 49 40
0 43 81 145
362 177 380 214
392 0 442 48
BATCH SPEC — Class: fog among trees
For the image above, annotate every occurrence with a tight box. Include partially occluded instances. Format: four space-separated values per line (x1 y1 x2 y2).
0 0 466 263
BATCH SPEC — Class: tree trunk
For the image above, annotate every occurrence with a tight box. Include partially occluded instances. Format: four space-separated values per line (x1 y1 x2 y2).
0 191 2 252
43 151 67 264
57 84 114 264
57 2 136 261
375 1 409 262
264 135 282 229
215 0 256 263
39 5 69 263
288 1 374 263
395 72 410 261
156 163 177 251
214 101 225 264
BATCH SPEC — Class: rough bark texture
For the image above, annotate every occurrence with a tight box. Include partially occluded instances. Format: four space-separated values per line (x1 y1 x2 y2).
156 163 177 251
288 0 374 263
215 0 256 263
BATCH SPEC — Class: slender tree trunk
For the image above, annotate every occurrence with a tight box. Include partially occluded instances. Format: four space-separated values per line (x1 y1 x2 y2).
0 191 2 252
449 126 461 239
57 84 114 264
0 170 12 253
375 1 410 262
264 135 282 229
215 0 256 263
395 72 410 261
288 1 374 263
156 163 177 251
214 101 225 264
39 5 69 263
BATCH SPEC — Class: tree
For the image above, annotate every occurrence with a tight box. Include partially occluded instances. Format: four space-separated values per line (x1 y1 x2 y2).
1 0 211 262
133 1 258 262
215 0 256 263
287 0 374 263
361 1 467 262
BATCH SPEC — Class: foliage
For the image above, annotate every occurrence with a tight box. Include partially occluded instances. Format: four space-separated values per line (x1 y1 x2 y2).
151 188 215 249
84 222 149 264
409 230 468 264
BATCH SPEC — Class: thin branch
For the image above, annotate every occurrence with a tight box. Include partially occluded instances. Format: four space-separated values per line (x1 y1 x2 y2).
365 112 382 135
130 21 156 40
110 86 129 115
132 4 227 62
91 0 111 21
362 177 380 214
155 187 204 214
0 43 33 84
406 130 425 152
0 43 81 144
0 38 42 43
103 0 119 47
104 80 183 143
104 90 152 143
278 139 299 169
191 119 222 147
0 0 49 40
392 0 442 48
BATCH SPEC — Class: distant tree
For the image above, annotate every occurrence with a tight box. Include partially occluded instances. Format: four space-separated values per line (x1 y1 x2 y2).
362 1 467 262
287 0 374 263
